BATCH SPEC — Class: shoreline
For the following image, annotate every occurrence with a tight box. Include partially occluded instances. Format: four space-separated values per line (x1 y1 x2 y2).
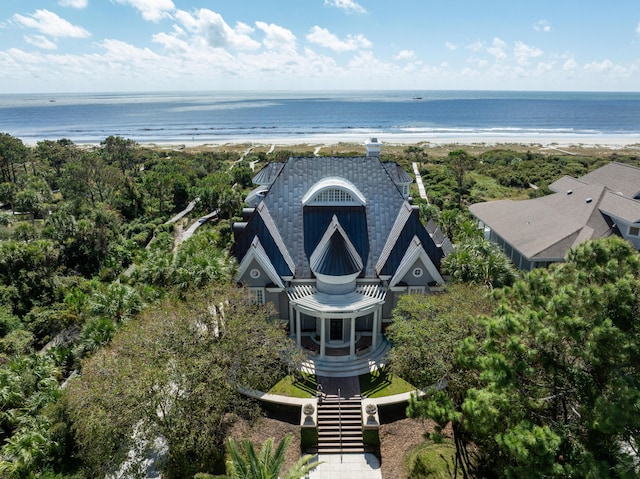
137 132 640 149
21 132 640 152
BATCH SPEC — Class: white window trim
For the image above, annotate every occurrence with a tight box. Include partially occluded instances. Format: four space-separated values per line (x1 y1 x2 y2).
249 287 266 305
301 177 366 206
408 286 425 294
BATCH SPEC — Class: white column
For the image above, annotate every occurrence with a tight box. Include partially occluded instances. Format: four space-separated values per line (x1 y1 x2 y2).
289 304 294 338
372 309 379 349
350 317 356 357
320 316 326 358
296 309 301 347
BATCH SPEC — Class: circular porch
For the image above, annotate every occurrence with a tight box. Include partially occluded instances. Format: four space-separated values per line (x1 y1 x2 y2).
288 283 386 360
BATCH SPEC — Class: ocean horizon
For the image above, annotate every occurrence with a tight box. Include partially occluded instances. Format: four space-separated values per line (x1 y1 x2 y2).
1 90 640 146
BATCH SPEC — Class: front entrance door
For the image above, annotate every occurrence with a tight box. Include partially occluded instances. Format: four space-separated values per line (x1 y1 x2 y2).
330 319 342 341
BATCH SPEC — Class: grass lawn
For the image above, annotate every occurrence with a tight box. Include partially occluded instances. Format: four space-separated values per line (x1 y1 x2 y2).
404 440 457 479
268 373 316 398
469 172 531 201
359 366 416 398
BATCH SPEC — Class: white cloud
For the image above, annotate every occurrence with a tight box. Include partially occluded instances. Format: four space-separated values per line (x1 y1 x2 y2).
636 22 640 35
395 49 415 60
563 57 578 71
58 0 88 8
584 59 615 73
174 9 260 51
514 41 543 65
534 20 551 33
486 37 507 60
255 22 296 51
445 42 457 51
467 41 484 52
152 28 189 53
348 50 393 73
12 9 90 38
24 35 58 50
114 0 175 22
584 59 634 79
306 26 371 52
324 0 366 14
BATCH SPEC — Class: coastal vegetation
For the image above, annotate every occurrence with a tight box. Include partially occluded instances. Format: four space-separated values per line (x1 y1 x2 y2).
0 132 638 478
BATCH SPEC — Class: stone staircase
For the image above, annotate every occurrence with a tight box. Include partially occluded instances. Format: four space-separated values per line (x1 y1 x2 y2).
314 394 371 454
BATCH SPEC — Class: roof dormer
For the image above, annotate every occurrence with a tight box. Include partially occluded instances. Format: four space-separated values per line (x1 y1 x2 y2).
302 177 366 206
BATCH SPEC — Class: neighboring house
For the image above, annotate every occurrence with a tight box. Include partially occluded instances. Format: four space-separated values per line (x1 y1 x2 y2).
233 139 450 361
469 161 640 271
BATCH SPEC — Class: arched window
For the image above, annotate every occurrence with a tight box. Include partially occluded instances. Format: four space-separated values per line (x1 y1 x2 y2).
302 177 366 206
312 188 357 204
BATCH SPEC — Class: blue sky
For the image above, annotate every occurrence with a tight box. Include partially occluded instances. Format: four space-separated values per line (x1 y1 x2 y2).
0 0 639 93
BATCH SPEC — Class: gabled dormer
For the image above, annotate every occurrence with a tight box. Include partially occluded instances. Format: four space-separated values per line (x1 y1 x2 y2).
309 215 363 294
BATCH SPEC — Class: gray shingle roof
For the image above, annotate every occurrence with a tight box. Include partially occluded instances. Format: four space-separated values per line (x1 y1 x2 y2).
469 183 611 260
263 156 407 278
252 162 285 186
578 162 640 198
471 161 640 263
382 162 413 185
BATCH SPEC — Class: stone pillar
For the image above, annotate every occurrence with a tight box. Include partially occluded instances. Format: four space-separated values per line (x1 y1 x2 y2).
296 310 301 347
350 316 356 357
320 316 326 358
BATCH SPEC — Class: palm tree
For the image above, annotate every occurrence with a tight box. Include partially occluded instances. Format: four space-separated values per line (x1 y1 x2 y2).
89 282 143 322
443 237 518 289
76 317 116 357
195 434 319 479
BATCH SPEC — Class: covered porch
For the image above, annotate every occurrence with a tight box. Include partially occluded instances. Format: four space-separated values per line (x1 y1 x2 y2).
288 283 386 360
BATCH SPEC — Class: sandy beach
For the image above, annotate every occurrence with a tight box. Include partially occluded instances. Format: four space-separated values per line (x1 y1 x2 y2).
144 133 640 147
138 131 640 157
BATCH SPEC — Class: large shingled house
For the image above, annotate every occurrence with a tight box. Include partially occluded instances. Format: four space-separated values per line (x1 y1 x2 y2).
469 161 640 270
233 139 450 365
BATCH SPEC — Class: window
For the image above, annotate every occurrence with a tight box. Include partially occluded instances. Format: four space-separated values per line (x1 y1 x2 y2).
412 267 423 278
249 288 265 304
312 188 356 204
629 226 640 237
249 268 261 279
408 286 425 294
302 177 366 206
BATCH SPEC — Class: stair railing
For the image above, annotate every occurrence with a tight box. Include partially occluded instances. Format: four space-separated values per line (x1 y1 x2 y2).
338 387 342 461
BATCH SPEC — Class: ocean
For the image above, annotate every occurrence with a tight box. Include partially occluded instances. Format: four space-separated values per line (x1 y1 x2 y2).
1 90 639 145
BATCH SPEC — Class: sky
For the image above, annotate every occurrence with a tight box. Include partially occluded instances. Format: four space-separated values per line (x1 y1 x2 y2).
0 0 639 93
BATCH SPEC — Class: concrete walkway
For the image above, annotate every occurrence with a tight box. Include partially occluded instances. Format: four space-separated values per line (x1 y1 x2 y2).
178 209 219 245
307 453 382 479
317 375 360 398
412 162 428 202
164 199 197 225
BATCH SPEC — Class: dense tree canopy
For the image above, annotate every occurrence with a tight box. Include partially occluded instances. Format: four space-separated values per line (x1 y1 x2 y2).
65 286 300 478
445 237 640 478
387 284 495 475
0 132 637 478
